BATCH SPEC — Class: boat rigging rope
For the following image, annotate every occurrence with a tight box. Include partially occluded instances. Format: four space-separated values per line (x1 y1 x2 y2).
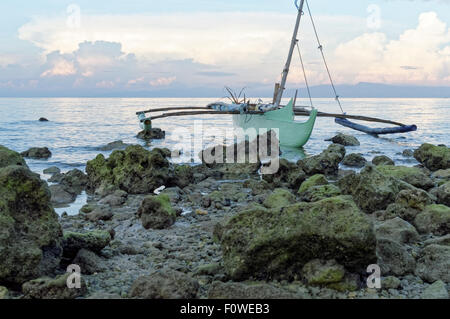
296 41 314 109
305 0 345 114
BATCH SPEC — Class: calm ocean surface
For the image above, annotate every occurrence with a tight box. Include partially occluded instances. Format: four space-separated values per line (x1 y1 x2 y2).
0 97 449 176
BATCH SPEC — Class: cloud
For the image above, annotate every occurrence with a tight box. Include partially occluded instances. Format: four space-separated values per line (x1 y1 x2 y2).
150 76 177 87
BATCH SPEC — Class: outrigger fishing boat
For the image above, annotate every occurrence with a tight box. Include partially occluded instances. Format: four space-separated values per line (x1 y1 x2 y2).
137 0 417 147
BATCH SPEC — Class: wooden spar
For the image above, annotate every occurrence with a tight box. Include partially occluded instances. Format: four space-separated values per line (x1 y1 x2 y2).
137 106 209 115
274 0 306 108
335 118 417 135
148 108 411 127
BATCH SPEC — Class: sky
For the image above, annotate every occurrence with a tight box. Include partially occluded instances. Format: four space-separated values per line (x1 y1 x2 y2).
0 0 449 97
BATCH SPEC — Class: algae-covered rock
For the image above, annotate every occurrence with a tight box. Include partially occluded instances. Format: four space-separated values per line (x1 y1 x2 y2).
0 286 8 299
171 165 194 189
21 147 52 159
414 143 450 171
299 184 341 202
375 217 420 244
220 196 377 281
298 174 328 193
415 244 450 283
22 273 87 299
376 238 416 276
136 128 165 140
414 204 450 236
372 155 395 166
49 184 77 205
263 159 306 189
62 230 111 260
263 188 296 209
129 269 199 299
421 280 449 299
137 194 176 230
298 143 346 176
49 169 88 191
435 181 450 206
208 281 300 299
376 165 434 190
86 145 172 194
327 133 360 146
97 140 130 151
302 259 345 285
0 145 28 168
338 164 414 213
342 153 367 168
0 165 63 286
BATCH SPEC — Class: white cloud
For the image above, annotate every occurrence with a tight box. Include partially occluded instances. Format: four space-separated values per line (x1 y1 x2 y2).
150 76 177 87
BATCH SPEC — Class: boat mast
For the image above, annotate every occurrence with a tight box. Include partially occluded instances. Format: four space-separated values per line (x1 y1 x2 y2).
274 0 306 108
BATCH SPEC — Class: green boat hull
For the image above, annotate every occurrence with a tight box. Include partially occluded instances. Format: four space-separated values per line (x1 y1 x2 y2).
232 99 317 148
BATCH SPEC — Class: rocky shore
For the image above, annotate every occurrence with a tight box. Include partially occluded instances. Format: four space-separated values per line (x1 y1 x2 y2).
0 135 449 299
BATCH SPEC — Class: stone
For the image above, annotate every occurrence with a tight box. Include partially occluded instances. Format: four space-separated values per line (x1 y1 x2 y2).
415 244 450 283
435 181 450 206
136 128 166 140
49 184 77 205
48 169 88 191
97 140 130 151
342 153 367 168
376 238 416 276
208 281 300 299
129 270 199 299
86 145 172 194
327 133 360 146
372 155 395 166
263 159 306 189
263 188 296 209
0 165 63 285
0 145 28 168
424 234 450 247
98 190 128 207
43 166 61 175
22 273 87 299
338 164 414 214
85 209 113 222
299 184 341 202
327 273 360 292
0 286 8 299
402 149 414 158
220 196 376 281
432 169 450 180
171 165 194 189
376 165 434 190
194 263 223 276
72 249 106 275
298 174 328 194
414 143 450 171
137 194 176 230
375 217 420 244
382 276 401 290
62 230 112 260
298 143 346 176
414 204 450 236
302 259 345 285
195 209 208 216
243 179 272 196
21 147 52 159
421 280 449 299
38 117 49 122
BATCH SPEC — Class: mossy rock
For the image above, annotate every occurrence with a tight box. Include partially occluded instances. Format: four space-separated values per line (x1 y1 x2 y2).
22 273 87 299
327 273 360 292
372 155 395 166
302 259 345 285
220 196 376 281
414 143 450 171
0 286 8 299
414 204 450 236
62 230 111 260
262 159 306 189
0 165 63 285
298 144 346 176
435 181 450 206
263 188 296 209
0 145 28 168
298 174 328 193
137 194 176 230
300 184 341 202
376 165 434 190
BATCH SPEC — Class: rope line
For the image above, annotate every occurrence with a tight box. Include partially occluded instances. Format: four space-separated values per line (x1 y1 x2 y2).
296 42 314 108
305 0 345 114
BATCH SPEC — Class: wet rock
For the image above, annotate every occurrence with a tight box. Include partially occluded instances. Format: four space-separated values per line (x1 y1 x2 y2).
376 165 434 190
43 166 61 175
21 147 52 159
72 249 106 275
414 143 450 171
208 281 300 299
194 263 223 277
97 140 130 151
327 133 360 146
0 145 28 168
414 204 450 236
298 174 328 193
415 244 450 283
243 179 272 196
220 196 376 281
298 143 346 176
263 159 306 189
85 208 113 222
376 238 416 276
136 128 166 140
402 149 414 158
62 230 112 260
372 155 395 166
22 273 87 299
0 286 8 299
137 194 176 230
302 259 345 285
338 164 414 214
0 165 63 285
171 165 194 188
49 184 77 205
382 276 401 290
98 190 128 207
375 217 420 244
86 145 172 194
327 273 360 292
129 269 199 299
432 169 450 181
424 234 450 247
299 184 341 203
435 181 450 206
421 280 449 299
38 117 49 122
48 169 88 191
263 188 296 209
342 153 367 168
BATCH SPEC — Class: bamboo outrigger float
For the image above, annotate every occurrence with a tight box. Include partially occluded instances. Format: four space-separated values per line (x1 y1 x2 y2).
136 0 417 147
